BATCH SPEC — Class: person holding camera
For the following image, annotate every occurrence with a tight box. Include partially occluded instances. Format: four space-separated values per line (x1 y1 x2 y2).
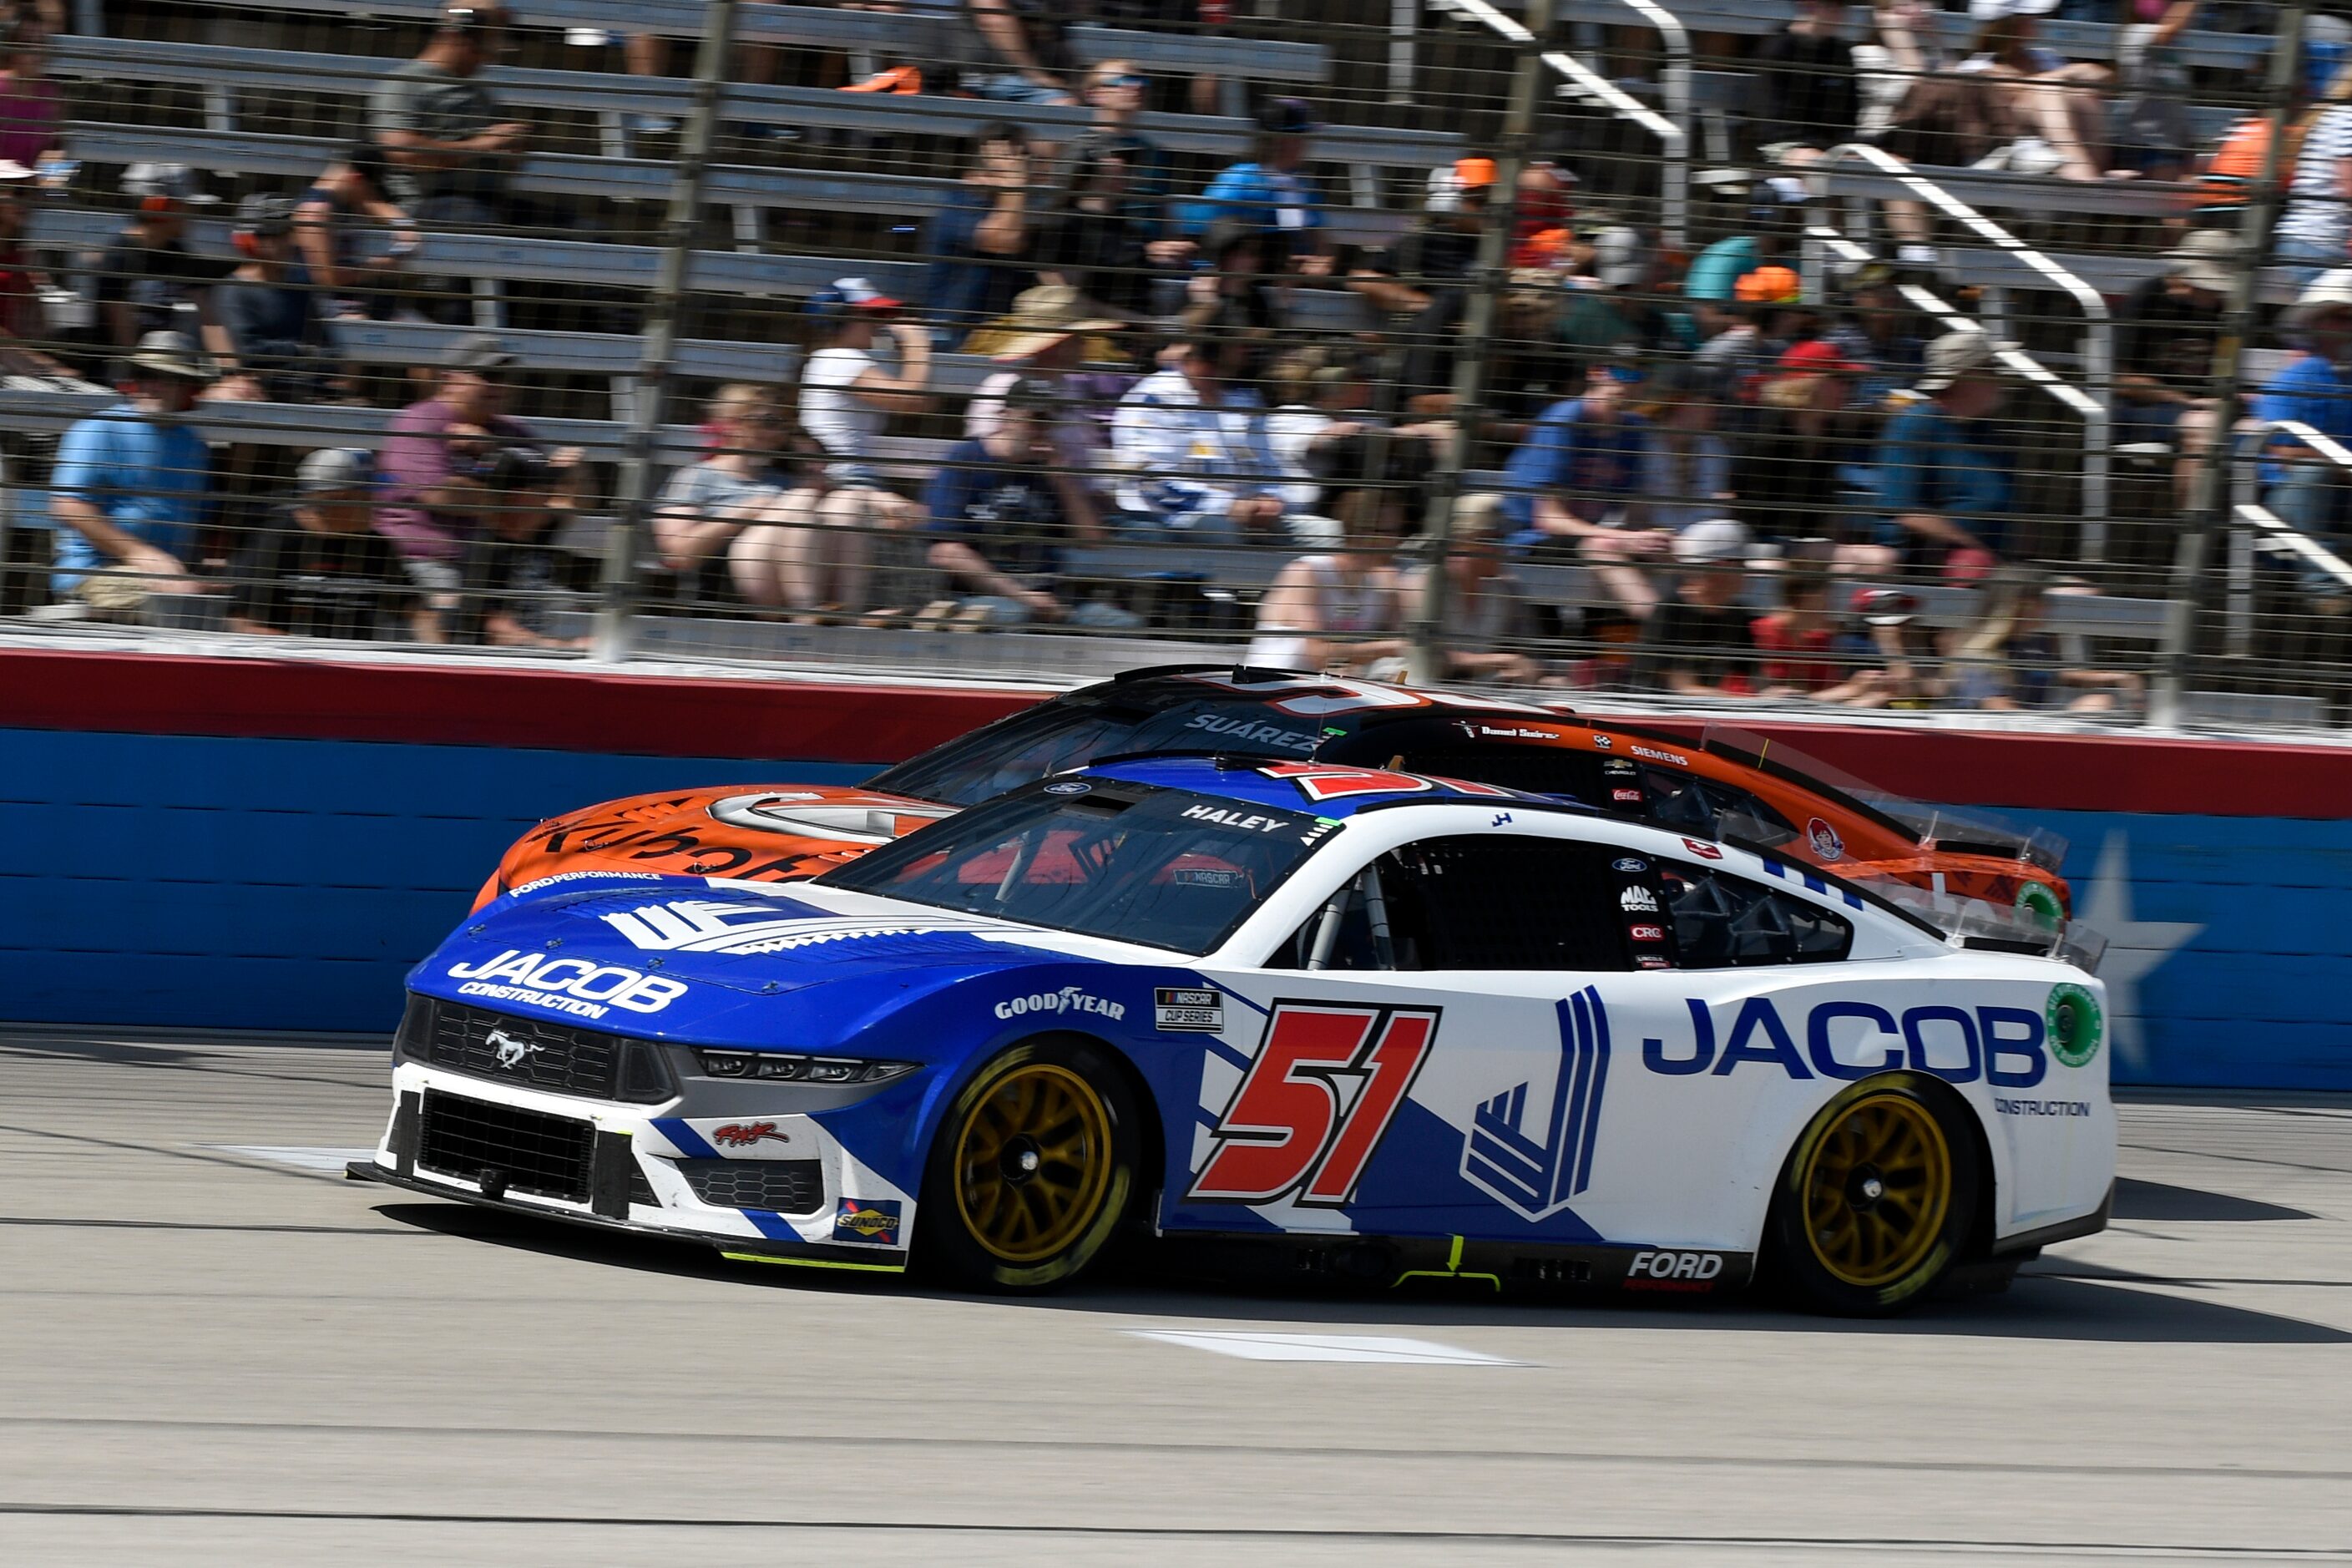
377 332 584 641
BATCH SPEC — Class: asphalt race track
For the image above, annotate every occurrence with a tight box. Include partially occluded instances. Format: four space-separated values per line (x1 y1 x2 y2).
5 1029 2350 1566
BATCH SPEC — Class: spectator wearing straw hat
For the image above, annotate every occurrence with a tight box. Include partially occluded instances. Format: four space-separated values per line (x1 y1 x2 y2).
963 285 1131 522
1874 329 2019 573
48 331 215 618
225 448 411 640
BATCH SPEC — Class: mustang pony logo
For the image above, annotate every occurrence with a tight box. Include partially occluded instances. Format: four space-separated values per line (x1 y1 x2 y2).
487 1029 538 1068
1461 986 1611 1222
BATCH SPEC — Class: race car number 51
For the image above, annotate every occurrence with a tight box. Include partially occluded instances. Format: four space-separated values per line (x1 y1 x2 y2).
1187 1003 1437 1208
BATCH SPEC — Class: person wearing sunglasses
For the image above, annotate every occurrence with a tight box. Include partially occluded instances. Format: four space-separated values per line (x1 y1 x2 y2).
1057 61 1190 266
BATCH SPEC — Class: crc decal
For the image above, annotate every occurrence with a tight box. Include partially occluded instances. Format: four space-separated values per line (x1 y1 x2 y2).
600 899 1004 954
995 987 1127 1022
1624 1250 1724 1291
1155 987 1226 1033
1462 987 1611 1222
444 950 688 1019
2046 983 2103 1068
1806 817 1844 860
1189 1002 1439 1207
1639 996 2051 1086
712 1120 789 1149
1628 924 1667 943
832 1197 903 1247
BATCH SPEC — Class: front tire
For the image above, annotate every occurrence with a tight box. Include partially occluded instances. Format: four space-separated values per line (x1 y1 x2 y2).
1766 1073 1980 1317
918 1037 1141 1292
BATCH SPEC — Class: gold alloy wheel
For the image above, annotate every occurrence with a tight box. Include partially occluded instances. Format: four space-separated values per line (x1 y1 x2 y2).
951 1062 1115 1264
1799 1092 1954 1288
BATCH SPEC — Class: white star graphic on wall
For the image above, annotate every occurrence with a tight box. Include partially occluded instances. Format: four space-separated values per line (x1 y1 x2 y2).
2075 832 2203 1075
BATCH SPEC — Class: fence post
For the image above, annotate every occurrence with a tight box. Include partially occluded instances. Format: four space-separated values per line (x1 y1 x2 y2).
592 0 740 665
1409 0 1552 687
2151 0 2309 727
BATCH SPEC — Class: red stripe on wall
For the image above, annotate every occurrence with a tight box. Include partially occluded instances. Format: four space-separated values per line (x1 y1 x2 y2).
0 649 1035 766
5 647 2348 817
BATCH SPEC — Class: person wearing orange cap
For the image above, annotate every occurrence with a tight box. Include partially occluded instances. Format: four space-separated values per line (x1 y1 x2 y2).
1346 154 1494 415
1733 264 1803 304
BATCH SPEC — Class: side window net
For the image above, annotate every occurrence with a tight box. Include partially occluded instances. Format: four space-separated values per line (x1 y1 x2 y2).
1661 862 1851 968
1640 767 1799 850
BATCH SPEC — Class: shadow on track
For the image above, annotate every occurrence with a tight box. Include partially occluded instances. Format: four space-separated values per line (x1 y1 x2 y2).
2111 1176 2314 1223
363 1196 2352 1347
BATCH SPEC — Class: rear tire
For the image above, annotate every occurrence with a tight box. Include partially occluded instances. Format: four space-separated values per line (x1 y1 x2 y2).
1766 1073 1980 1317
918 1036 1141 1292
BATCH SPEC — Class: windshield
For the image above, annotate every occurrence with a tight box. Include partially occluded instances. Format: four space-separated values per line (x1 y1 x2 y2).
866 689 1327 807
817 780 1333 955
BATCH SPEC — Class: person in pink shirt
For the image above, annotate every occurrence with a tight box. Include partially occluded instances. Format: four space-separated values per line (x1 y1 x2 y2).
0 13 63 175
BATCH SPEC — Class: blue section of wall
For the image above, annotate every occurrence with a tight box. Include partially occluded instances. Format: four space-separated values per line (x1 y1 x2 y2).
0 728 873 1032
1998 807 2352 1091
4 728 2348 1090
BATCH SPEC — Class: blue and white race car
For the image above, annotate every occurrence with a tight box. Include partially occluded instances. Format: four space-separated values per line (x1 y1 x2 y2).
351 756 2114 1315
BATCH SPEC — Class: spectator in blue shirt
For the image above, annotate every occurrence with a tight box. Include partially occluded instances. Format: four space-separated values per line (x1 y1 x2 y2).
923 123 1038 346
2254 274 2352 591
1181 98 1331 276
49 331 216 617
1499 357 1668 615
923 379 1140 630
1874 331 2018 574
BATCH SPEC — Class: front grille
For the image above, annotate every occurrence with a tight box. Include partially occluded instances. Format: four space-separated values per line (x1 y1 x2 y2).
401 998 675 1104
676 1158 825 1215
418 1090 595 1203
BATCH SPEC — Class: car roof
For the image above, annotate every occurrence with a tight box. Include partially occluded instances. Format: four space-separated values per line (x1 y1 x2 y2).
1075 754 1587 821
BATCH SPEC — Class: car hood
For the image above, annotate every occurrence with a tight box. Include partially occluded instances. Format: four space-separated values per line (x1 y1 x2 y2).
415 875 1137 1050
483 785 957 908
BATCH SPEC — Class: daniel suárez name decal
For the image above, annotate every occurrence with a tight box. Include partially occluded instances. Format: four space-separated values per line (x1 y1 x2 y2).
444 951 687 1019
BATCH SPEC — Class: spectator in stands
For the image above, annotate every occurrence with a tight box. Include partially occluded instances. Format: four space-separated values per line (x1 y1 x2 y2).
1822 260 1927 402
1731 339 1884 567
1952 3 2112 184
964 0 1080 105
293 144 417 321
1556 228 1673 357
1875 330 2018 574
961 286 1130 518
1750 569 1844 695
1264 345 1376 524
1631 518 1760 697
377 332 583 641
1108 311 1287 544
923 378 1141 630
2109 0 2199 181
2117 229 2230 511
1641 361 1737 535
1348 158 1492 416
1499 355 1668 618
1178 219 1280 334
1479 270 1587 443
48 331 215 619
0 170 67 377
800 280 934 617
1412 493 1544 685
225 448 411 640
471 450 591 650
2256 273 2352 590
1948 569 2144 713
94 164 228 355
1245 435 1412 675
1039 144 1166 323
1183 99 1332 276
0 9 63 175
654 383 827 612
924 124 1039 346
214 196 338 404
369 3 529 228
2275 61 2352 282
1059 58 1182 255
1749 0 1860 166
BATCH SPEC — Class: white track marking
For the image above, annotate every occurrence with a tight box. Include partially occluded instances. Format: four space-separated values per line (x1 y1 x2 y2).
1126 1330 1528 1365
198 1146 377 1172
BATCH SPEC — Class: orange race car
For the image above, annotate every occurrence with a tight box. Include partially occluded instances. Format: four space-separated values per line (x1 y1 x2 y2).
478 665 2069 922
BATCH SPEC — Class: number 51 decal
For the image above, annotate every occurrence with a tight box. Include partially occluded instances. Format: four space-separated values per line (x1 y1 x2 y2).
1187 1002 1438 1207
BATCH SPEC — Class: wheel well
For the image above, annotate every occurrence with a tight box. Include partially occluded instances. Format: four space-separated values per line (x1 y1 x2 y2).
1763 1070 1999 1273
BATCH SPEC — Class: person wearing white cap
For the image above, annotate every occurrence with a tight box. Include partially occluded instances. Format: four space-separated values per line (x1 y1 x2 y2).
225 449 410 640
2253 271 2352 593
1631 518 1762 699
2117 229 2233 511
